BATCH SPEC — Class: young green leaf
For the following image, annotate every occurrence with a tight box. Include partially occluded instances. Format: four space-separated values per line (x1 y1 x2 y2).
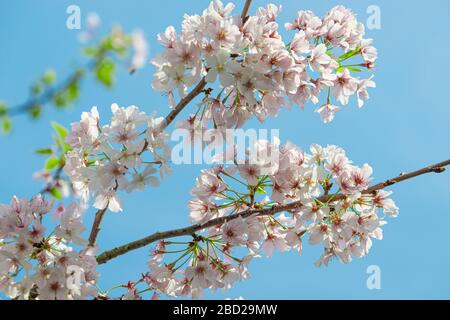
1 116 11 134
345 66 362 72
45 156 61 170
53 81 79 108
256 186 266 194
96 58 116 87
0 102 7 117
29 104 43 119
35 148 53 155
52 122 69 140
49 187 62 200
41 69 57 86
83 47 98 57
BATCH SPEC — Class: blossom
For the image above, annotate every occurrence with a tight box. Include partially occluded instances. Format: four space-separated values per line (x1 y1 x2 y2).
221 217 248 246
185 261 217 289
152 2 378 130
332 69 359 105
129 30 149 72
54 204 87 245
0 197 98 300
147 139 398 299
205 50 234 86
64 103 171 212
356 76 376 108
315 103 340 123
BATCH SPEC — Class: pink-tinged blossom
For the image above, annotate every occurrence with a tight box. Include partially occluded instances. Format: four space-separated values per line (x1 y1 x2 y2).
185 261 218 290
221 217 248 246
315 103 340 123
153 1 377 129
356 76 376 108
129 30 149 72
0 197 98 300
332 69 359 105
146 139 400 299
64 103 170 212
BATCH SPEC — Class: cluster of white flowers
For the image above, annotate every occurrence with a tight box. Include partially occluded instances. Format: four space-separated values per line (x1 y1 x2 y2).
1 1 399 301
64 103 171 212
152 1 377 130
146 140 398 298
0 196 98 300
130 30 149 72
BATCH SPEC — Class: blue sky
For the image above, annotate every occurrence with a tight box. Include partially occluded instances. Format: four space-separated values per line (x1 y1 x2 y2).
1 0 450 299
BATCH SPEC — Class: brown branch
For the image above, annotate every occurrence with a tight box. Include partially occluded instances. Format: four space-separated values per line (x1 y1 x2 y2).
38 164 64 196
88 208 108 247
159 78 207 132
241 0 253 22
6 51 105 118
86 79 208 246
96 157 450 264
158 0 252 132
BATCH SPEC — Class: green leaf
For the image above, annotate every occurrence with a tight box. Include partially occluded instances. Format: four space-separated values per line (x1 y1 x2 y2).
31 83 42 96
53 81 79 108
52 122 68 140
339 47 361 61
67 82 79 101
345 66 362 72
49 187 62 200
1 116 11 134
45 156 61 170
29 104 43 119
41 69 57 86
96 58 116 87
0 102 7 117
83 47 99 57
102 35 129 56
36 148 53 155
255 186 266 194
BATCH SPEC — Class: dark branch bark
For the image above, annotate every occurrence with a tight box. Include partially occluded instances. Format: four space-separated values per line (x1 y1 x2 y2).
241 0 253 22
96 157 450 264
88 208 108 247
88 0 255 247
159 78 207 132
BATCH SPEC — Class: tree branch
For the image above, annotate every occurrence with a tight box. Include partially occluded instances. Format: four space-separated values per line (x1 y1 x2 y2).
159 77 207 132
241 0 253 22
86 78 208 246
6 54 105 118
96 157 450 264
158 0 253 131
89 1 255 247
88 208 108 247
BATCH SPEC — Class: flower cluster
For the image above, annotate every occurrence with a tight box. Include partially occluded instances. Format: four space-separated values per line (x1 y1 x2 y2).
64 103 171 212
146 140 398 298
152 0 377 132
0 196 98 300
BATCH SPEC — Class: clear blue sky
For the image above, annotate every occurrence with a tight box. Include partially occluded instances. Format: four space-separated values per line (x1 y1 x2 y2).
1 0 450 299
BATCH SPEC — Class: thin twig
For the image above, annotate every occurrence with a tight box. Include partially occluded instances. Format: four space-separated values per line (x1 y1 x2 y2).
90 0 254 252
241 0 253 22
7 55 104 118
96 157 450 264
159 78 207 132
38 165 65 195
88 208 108 247
86 78 208 246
